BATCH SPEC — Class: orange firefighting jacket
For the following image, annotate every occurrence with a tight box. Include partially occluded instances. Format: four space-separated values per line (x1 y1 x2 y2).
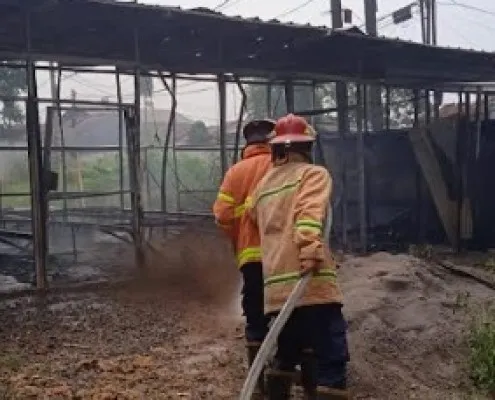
213 143 272 269
248 154 343 314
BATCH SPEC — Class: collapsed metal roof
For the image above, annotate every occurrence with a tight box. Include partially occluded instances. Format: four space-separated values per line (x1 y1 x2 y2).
0 0 495 85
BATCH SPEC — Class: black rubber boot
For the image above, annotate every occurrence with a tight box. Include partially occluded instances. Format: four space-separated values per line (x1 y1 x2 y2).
266 369 293 400
301 348 317 399
315 386 350 400
246 342 265 398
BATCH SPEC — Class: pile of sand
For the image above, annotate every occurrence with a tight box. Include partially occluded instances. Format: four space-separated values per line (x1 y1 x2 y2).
339 252 494 399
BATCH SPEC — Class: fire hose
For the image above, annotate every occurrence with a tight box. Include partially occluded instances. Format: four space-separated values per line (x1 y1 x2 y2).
239 205 333 400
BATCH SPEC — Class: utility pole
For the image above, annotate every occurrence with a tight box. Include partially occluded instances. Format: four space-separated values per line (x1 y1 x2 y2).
364 0 383 131
364 0 377 36
419 0 426 43
430 0 441 117
419 0 437 46
420 0 441 117
330 0 342 29
431 0 437 46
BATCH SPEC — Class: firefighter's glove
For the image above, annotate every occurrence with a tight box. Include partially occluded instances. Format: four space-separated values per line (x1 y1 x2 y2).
300 259 321 276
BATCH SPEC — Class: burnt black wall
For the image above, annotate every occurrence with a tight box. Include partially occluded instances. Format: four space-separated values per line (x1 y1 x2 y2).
468 120 495 249
318 130 445 251
318 121 495 251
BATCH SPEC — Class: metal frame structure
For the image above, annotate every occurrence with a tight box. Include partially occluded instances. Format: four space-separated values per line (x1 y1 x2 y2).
1 0 495 291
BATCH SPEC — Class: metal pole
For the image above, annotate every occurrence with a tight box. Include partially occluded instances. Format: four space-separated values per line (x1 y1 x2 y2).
310 81 317 128
55 69 68 220
455 93 464 252
419 0 426 44
159 72 176 213
68 89 80 258
116 68 125 211
484 94 490 122
364 0 377 36
330 0 342 29
431 0 441 119
131 25 144 268
284 80 295 113
331 0 349 250
266 81 272 118
43 107 54 178
171 77 180 212
473 87 482 246
426 0 432 45
144 148 151 210
475 87 482 159
0 183 3 228
356 85 367 253
413 89 422 242
218 74 228 177
25 11 47 290
431 0 437 46
419 89 431 242
233 77 247 165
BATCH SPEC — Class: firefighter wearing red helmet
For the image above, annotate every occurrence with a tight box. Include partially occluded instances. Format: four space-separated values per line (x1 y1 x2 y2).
248 114 350 399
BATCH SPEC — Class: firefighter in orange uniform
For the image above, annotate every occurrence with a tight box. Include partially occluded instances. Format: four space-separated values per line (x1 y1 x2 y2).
212 119 275 397
248 114 350 400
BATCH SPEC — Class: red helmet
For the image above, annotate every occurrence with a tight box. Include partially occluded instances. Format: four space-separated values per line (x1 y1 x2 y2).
269 114 316 145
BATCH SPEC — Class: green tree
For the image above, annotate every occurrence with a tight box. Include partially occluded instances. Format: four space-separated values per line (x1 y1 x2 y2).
187 120 211 145
0 65 26 129
245 83 420 130
388 88 423 128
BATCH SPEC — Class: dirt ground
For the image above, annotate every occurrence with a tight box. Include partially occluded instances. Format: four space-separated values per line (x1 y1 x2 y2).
0 231 494 399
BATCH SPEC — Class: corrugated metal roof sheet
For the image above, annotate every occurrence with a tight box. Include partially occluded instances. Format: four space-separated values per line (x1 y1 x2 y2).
0 0 494 84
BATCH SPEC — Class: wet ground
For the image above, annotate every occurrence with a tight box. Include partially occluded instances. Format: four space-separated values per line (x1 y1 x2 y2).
0 232 494 399
0 286 246 400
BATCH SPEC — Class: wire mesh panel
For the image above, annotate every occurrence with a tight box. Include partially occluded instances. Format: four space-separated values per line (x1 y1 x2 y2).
0 94 35 290
173 150 223 213
43 107 131 281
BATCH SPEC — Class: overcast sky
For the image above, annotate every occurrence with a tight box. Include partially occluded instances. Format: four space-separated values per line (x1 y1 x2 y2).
36 0 495 123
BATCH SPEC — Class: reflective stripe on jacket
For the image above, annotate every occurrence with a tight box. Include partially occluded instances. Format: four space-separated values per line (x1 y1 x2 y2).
248 157 343 314
212 143 272 268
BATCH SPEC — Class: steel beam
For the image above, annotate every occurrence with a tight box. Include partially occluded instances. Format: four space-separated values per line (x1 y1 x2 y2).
356 84 367 253
233 76 247 164
116 68 125 211
25 11 47 290
158 72 177 213
284 80 295 113
218 74 228 176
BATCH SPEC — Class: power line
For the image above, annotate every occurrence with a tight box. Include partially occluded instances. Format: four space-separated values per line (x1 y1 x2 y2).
275 0 318 19
344 6 364 24
213 0 234 11
441 18 478 48
359 2 417 30
442 0 495 17
378 8 419 31
218 0 244 10
442 5 495 34
37 71 77 90
70 76 115 97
